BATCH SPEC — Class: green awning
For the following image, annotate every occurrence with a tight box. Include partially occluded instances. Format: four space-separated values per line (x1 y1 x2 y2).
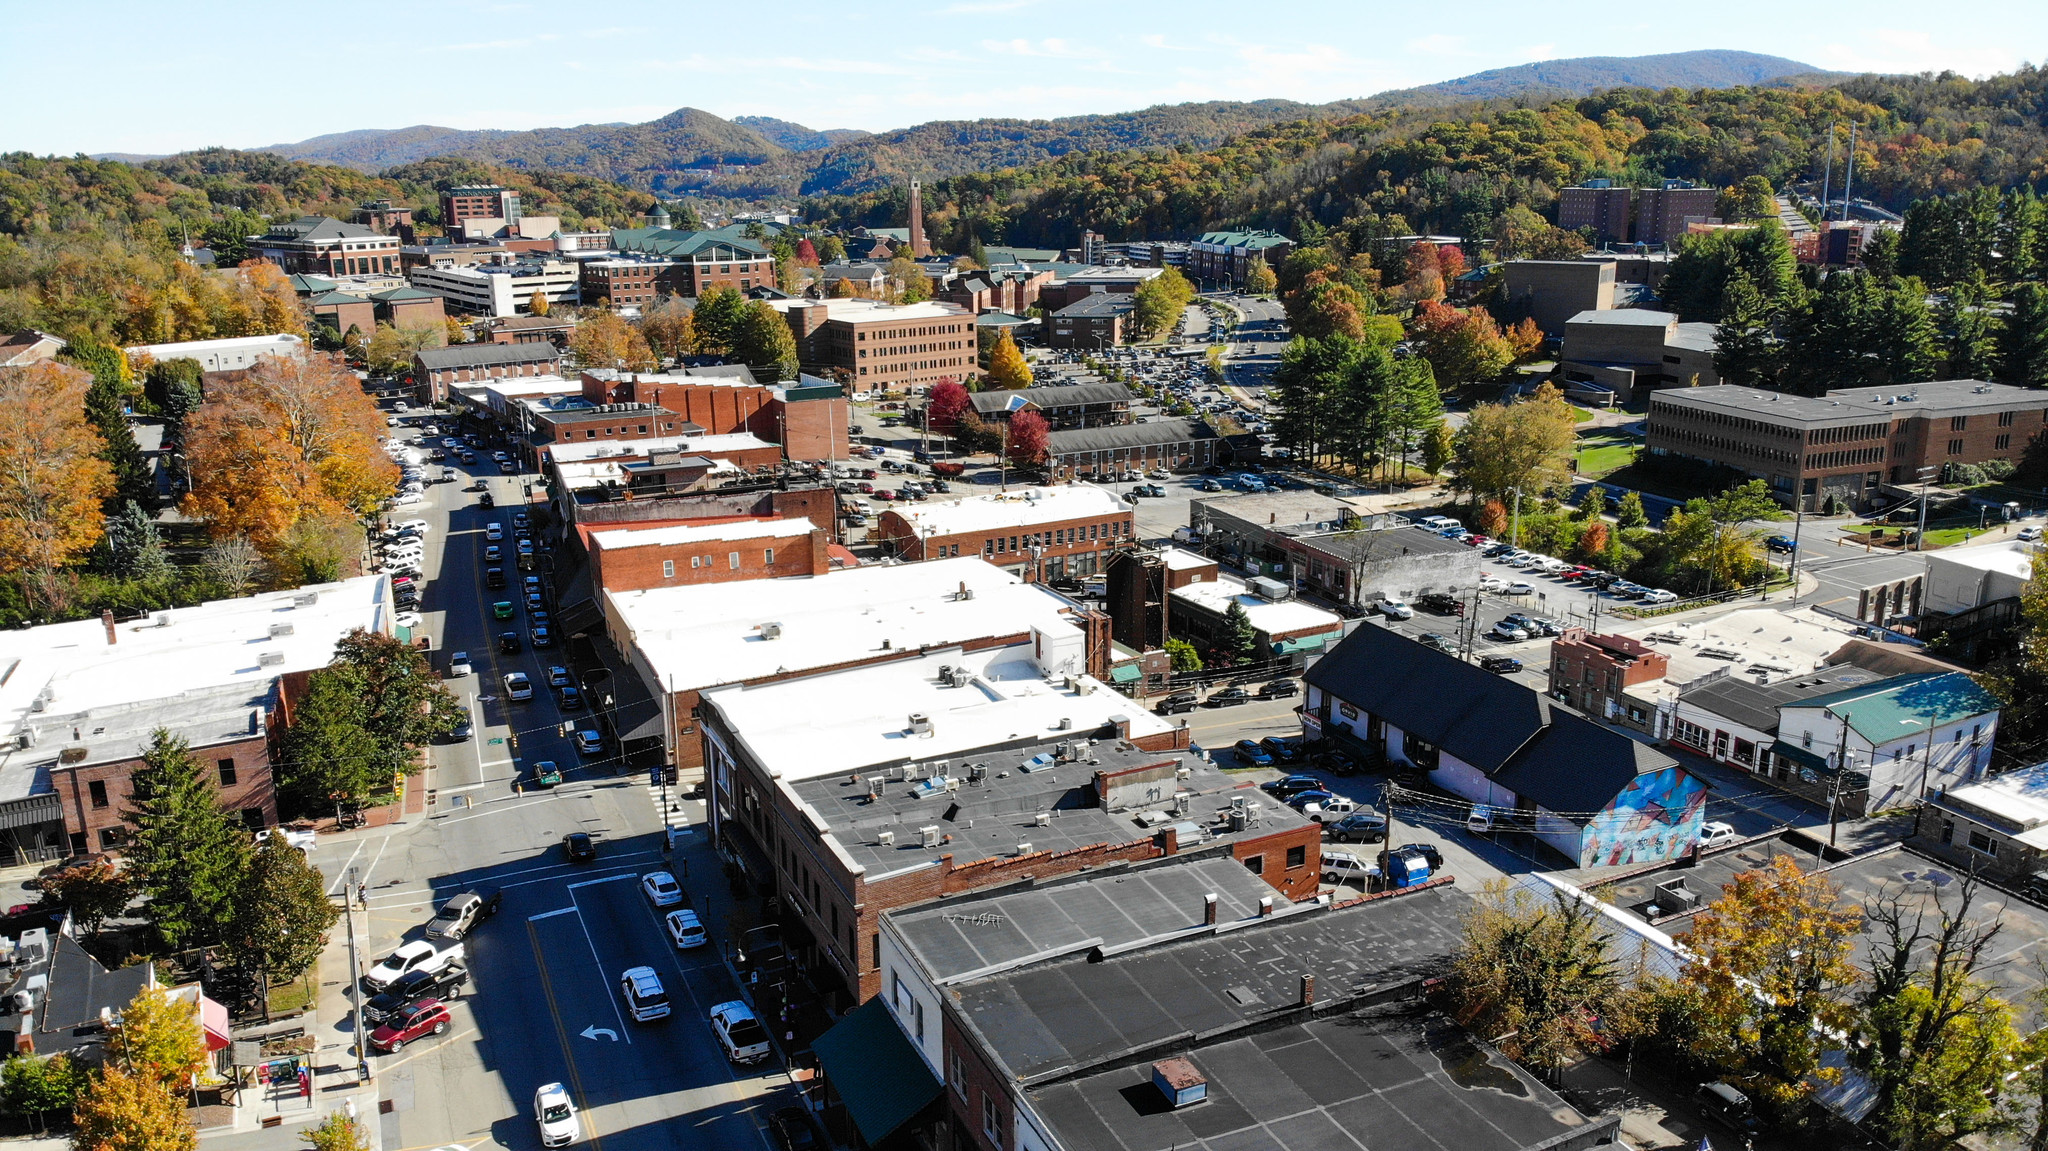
1769 740 1831 773
812 997 941 1146
1109 663 1142 684
1275 631 1339 654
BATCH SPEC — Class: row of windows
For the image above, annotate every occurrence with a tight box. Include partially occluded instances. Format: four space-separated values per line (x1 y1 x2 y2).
1656 407 1803 441
88 758 238 809
1806 421 1889 446
980 521 1128 556
658 549 775 578
857 323 966 341
858 341 965 359
1810 446 1885 469
1653 426 1798 466
857 358 965 376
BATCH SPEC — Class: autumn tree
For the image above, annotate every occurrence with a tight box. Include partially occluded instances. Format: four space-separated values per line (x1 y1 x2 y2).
1243 257 1277 295
887 254 931 303
1449 382 1578 505
1411 301 1516 389
567 313 657 372
362 322 442 376
691 286 748 356
236 261 309 339
69 1063 193 1151
732 301 799 381
301 1112 372 1151
527 287 550 317
226 831 340 986
1576 520 1610 561
1493 205 1588 261
1399 242 1445 304
107 985 207 1092
1681 857 1862 1116
1131 267 1196 340
181 354 395 562
637 298 696 363
122 728 251 953
31 859 129 934
1449 884 1627 1077
985 329 1033 390
927 379 972 434
1005 409 1051 468
0 361 116 575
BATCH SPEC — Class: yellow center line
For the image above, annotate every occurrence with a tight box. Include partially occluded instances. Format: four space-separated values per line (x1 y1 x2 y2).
527 916 603 1151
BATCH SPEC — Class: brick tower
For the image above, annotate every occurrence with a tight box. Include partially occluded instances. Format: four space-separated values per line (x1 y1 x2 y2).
908 180 931 258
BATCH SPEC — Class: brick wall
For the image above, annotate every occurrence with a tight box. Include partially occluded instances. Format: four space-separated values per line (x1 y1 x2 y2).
56 733 275 854
877 507 1136 572
943 1008 1012 1151
590 526 829 594
764 395 849 461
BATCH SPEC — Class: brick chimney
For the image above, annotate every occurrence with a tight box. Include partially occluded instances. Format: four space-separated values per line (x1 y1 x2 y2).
102 610 117 646
1157 825 1179 855
1079 609 1111 681
1259 896 1274 917
1300 974 1315 1006
1203 893 1218 925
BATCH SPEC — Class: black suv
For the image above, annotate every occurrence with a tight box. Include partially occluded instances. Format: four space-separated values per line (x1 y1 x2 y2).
362 963 467 1025
1260 774 1325 799
1480 656 1523 674
1154 692 1199 715
1415 592 1463 616
1204 687 1252 708
1256 679 1298 699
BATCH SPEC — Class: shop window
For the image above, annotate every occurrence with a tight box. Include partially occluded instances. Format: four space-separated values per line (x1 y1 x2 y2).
1967 830 1998 856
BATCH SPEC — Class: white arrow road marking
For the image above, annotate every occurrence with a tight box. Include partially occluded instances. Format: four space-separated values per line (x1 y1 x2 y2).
581 1025 617 1042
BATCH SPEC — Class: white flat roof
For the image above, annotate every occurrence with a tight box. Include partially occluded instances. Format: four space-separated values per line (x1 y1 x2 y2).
609 556 1078 693
887 484 1125 537
765 298 970 324
549 431 774 464
592 518 815 551
555 457 737 489
0 576 392 799
1619 606 1869 702
1929 541 2036 579
126 333 305 357
476 375 581 401
1160 547 1213 572
1937 762 2048 848
703 641 1170 783
1168 571 1344 635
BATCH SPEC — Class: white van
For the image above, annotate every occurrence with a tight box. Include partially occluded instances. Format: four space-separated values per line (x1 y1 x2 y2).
1467 804 1496 834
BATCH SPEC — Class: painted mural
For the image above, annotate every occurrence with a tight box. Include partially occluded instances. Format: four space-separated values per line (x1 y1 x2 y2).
1580 765 1709 867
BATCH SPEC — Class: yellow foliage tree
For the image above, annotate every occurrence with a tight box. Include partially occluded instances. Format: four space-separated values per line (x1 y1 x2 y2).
70 1064 194 1151
106 984 206 1091
0 362 116 573
236 261 308 339
569 313 658 372
1449 381 1577 503
528 289 550 317
984 329 1032 390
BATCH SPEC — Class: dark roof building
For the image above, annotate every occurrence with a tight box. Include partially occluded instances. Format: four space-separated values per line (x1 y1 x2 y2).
249 216 402 277
1045 418 1223 479
968 381 1133 429
411 341 562 401
1306 625 1705 867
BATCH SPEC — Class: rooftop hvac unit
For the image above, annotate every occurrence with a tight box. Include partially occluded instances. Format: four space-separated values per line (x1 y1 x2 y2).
1016 842 1033 855
876 830 895 847
1055 717 1072 731
945 778 961 793
258 650 286 667
1035 811 1051 826
760 622 782 639
866 776 882 799
1175 765 1192 780
908 713 933 735
968 763 988 784
292 593 319 607
1230 795 1248 816
920 825 940 849
268 623 295 638
153 612 172 628
14 731 33 751
1175 792 1192 815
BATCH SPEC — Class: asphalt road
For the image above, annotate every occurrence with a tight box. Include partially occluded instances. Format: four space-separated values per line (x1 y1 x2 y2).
318 414 791 1151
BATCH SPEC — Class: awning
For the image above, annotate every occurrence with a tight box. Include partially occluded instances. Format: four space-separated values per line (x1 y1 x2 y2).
1769 740 1832 773
1274 631 1339 654
199 994 231 1052
1109 663 1142 685
812 998 941 1146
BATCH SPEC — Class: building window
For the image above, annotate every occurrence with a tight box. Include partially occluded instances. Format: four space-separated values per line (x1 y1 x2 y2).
218 758 237 787
1243 854 1264 875
951 1051 967 1099
1968 829 1998 856
982 1093 1003 1149
88 780 108 808
1286 845 1306 869
662 560 675 578
98 828 125 851
2000 410 2017 427
764 548 775 565
1949 439 1965 455
729 552 740 570
913 1000 925 1041
891 971 903 1010
1997 434 2012 450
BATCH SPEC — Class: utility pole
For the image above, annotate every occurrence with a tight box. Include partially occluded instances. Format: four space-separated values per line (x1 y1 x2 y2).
1915 465 1935 551
1840 122 1858 222
1788 499 1806 602
1510 487 1522 549
1820 121 1836 215
344 866 371 1084
1827 708 1851 849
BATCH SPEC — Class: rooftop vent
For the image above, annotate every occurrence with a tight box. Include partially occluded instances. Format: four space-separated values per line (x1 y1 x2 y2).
1152 1059 1207 1109
268 623 295 638
760 622 782 640
58 747 88 765
876 830 895 847
258 650 286 667
1035 811 1051 826
908 713 933 735
1015 842 1033 856
293 592 319 607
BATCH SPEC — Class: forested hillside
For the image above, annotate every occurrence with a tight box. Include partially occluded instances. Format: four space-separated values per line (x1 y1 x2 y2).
803 67 2048 253
1358 50 1830 109
0 150 653 344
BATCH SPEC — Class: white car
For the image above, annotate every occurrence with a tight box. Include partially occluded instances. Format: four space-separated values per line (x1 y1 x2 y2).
1320 851 1380 887
1298 795 1359 822
389 493 423 507
258 827 317 851
486 523 504 541
396 519 430 534
503 672 532 701
708 1000 772 1064
641 871 683 908
1490 621 1529 641
666 909 708 950
534 1083 580 1148
1478 577 1507 594
447 651 472 677
1503 581 1535 596
1699 820 1740 850
364 939 462 991
620 966 671 1022
1374 599 1414 621
2022 526 2044 542
394 611 422 630
1639 589 1678 605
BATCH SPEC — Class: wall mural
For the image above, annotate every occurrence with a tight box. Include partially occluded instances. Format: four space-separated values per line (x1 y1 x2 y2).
1581 765 1709 867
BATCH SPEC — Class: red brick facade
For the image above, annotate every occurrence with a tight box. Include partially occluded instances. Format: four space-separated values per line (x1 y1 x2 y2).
54 733 275 855
876 506 1136 577
588 523 830 594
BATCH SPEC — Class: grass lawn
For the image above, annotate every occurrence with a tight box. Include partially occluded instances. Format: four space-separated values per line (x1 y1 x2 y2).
1839 521 1992 549
266 973 316 1017
1571 405 1599 424
1575 430 1641 477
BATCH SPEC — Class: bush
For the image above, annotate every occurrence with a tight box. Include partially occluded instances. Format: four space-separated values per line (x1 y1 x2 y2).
1942 462 1987 486
1981 458 2017 481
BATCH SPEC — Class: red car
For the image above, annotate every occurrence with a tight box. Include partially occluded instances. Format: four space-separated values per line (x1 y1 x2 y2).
873 489 895 501
368 998 451 1052
857 482 874 493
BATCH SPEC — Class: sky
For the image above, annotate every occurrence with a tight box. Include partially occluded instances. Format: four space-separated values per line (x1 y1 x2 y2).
7 0 2042 156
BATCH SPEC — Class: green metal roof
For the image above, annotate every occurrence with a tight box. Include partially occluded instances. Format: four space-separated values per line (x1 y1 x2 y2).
1785 672 2002 745
1196 229 1292 249
811 997 940 1145
1110 662 1142 684
307 290 372 306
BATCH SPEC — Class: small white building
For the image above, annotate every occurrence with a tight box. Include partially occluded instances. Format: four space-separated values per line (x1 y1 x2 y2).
1913 761 2048 879
125 333 305 374
409 260 580 317
1924 542 2035 616
1775 671 2002 814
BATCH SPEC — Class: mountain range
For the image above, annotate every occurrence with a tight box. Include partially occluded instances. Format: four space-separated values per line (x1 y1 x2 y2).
113 50 1840 200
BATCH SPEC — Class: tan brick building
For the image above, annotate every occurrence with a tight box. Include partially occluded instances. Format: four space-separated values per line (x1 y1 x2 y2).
769 298 977 391
875 484 1134 577
609 227 773 295
586 518 831 594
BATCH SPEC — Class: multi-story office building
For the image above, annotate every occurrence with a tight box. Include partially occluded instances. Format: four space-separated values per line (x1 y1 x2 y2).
770 298 976 391
1558 180 1718 245
407 259 579 317
440 186 520 234
1646 379 2048 511
609 227 774 295
1186 229 1293 287
578 256 681 309
249 216 404 277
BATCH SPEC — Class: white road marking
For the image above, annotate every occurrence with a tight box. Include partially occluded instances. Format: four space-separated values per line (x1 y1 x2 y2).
566 890 632 1045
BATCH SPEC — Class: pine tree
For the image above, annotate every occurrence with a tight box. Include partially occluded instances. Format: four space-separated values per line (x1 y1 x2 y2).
1615 490 1649 530
1713 271 1781 388
1869 278 1942 384
1578 485 1609 522
227 832 340 984
66 338 150 506
105 501 172 583
121 729 251 952
1938 279 2003 379
1220 601 1259 664
2000 282 2048 389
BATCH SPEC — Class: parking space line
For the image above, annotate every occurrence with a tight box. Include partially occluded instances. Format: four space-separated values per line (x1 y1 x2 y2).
363 857 661 907
371 1026 479 1074
529 907 576 922
325 839 369 895
567 889 632 1045
527 917 605 1151
568 874 634 892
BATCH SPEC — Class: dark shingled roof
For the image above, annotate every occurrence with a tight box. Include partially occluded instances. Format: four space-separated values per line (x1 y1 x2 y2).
1048 418 1217 456
1680 667 1882 734
970 381 1133 415
414 342 562 370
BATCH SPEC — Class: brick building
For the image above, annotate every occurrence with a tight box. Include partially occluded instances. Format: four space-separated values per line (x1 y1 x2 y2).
0 578 392 861
1046 292 1135 349
1558 180 1718 246
769 298 977 392
479 315 576 345
578 256 682 309
875 484 1134 576
1187 229 1294 287
411 342 561 402
1547 629 1671 721
1560 308 1720 403
440 186 519 234
966 381 1132 429
578 367 850 462
370 285 447 330
354 199 415 244
586 517 831 594
1044 417 1223 479
250 217 403 277
1502 259 1616 335
1153 548 1347 659
696 631 1319 1007
602 557 1101 778
1034 265 1163 313
306 291 376 338
608 227 773 295
1646 379 2048 512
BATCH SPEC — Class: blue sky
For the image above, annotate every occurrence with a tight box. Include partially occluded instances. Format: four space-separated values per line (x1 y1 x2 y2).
9 0 2042 155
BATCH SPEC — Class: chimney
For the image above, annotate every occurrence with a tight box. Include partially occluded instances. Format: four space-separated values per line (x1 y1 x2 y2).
1203 893 1218 925
1300 974 1315 1006
101 610 116 646
1270 512 1276 524
1158 825 1179 855
1259 896 1274 917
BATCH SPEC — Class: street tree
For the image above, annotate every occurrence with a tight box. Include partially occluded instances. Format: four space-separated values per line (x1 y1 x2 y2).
362 322 442 376
1132 267 1196 340
107 985 207 1092
1448 884 1626 1077
1243 257 1277 295
122 728 251 953
985 329 1032 390
280 629 463 816
927 380 972 434
226 831 340 986
567 313 657 372
691 287 749 355
527 287 549 317
301 1112 372 1151
1615 490 1650 530
1449 382 1577 505
69 1062 194 1151
1421 421 1454 476
32 859 130 934
1164 638 1202 672
1005 410 1050 468
1219 600 1258 664
2 1053 86 1132
637 298 696 363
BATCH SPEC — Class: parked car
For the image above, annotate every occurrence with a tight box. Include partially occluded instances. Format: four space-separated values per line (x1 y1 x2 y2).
1232 739 1274 767
1155 692 1199 715
559 686 585 710
503 671 532 700
1480 656 1523 674
768 1106 824 1151
1374 599 1414 620
1395 843 1444 870
1256 679 1298 699
1489 621 1529 641
574 729 604 755
562 831 596 862
620 966 672 1022
1639 589 1679 605
1415 592 1462 616
1693 1083 1763 1135
1297 795 1359 822
1320 851 1380 887
1418 632 1457 654
642 870 684 908
1260 775 1324 799
425 889 502 940
1204 687 1252 708
709 1000 773 1064
446 651 472 677
1258 736 1302 762
535 1083 580 1148
1698 820 1741 850
362 964 467 1025
666 909 709 950
1327 813 1388 843
368 998 450 1052
364 939 462 992
2022 526 2044 542
547 665 573 688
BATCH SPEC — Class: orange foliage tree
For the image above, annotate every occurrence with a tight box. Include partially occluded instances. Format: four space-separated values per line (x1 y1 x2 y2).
182 354 395 558
0 362 116 574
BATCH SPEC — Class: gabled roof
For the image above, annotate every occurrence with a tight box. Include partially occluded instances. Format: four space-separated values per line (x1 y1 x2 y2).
285 274 335 294
1681 667 1884 733
610 227 769 259
370 285 442 302
414 342 561 370
255 216 385 243
1492 710 1682 822
1194 229 1291 249
969 381 1131 414
306 290 371 306
1306 625 1553 772
1045 418 1216 455
1783 671 2003 743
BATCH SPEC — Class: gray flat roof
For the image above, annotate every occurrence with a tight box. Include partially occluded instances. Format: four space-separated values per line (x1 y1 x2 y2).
1680 666 1883 733
1297 526 1476 559
954 884 1471 1083
787 735 1315 879
1652 380 2043 426
890 854 1293 982
1026 1005 1602 1151
1566 308 1673 327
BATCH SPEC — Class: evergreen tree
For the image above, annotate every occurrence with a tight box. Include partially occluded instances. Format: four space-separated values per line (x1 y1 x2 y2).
2000 281 2048 389
1220 600 1259 664
1938 279 2003 379
1578 485 1609 522
121 729 251 952
66 338 150 506
1868 277 1941 384
226 832 340 984
1713 271 1781 388
105 501 172 583
1615 490 1650 530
